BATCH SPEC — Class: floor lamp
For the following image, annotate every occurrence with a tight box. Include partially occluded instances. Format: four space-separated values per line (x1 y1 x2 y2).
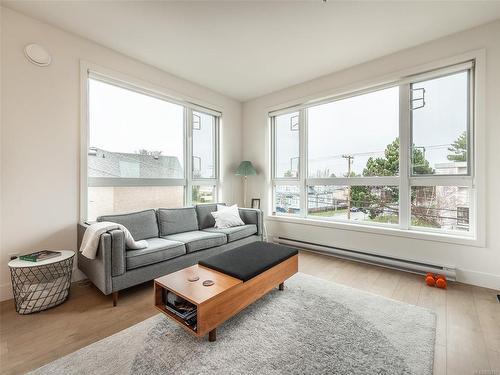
235 161 257 207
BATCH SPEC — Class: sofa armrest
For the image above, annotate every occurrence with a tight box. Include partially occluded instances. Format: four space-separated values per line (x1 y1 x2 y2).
238 208 263 236
108 229 126 277
77 222 126 295
77 221 91 249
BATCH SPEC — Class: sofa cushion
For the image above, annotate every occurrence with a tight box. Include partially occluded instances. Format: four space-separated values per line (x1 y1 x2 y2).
211 204 245 229
203 224 257 243
97 209 158 241
195 203 225 229
162 230 227 253
158 207 199 236
126 238 186 270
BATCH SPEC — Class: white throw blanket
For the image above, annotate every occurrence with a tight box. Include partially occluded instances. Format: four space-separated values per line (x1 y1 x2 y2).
80 221 148 259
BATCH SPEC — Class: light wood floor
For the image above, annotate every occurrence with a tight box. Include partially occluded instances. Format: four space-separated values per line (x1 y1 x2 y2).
1 250 499 375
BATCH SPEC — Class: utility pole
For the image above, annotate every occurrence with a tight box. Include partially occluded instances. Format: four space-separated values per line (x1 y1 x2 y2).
342 154 354 219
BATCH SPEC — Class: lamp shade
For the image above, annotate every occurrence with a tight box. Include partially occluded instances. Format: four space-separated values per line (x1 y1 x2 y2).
235 161 257 176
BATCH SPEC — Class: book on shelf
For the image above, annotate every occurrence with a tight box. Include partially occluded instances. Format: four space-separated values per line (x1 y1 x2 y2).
163 290 197 321
165 304 197 320
185 316 197 330
19 250 62 262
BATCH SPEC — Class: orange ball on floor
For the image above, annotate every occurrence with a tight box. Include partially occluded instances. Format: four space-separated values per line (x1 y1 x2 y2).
425 275 436 287
436 277 447 289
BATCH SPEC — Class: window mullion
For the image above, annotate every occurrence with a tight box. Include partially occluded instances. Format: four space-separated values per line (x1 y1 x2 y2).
186 107 193 206
306 177 399 186
215 116 220 202
272 180 300 186
399 84 411 230
299 109 307 218
192 179 217 186
270 116 276 181
468 68 474 180
88 177 186 187
409 176 473 187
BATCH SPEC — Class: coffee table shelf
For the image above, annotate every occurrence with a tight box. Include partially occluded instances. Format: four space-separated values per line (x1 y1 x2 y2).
154 264 242 338
154 300 198 335
154 255 298 341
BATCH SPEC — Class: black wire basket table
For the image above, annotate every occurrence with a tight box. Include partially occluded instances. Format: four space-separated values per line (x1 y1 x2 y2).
8 251 75 314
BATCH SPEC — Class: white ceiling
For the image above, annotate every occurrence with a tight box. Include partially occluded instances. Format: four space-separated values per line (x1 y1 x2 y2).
4 1 500 101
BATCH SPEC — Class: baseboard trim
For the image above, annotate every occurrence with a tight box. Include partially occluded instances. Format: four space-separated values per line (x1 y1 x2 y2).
268 233 500 290
296 246 499 290
0 283 13 302
456 268 500 290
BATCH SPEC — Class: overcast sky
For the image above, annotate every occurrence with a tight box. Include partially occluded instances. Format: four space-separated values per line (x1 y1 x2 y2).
89 79 215 177
277 71 468 178
89 71 468 180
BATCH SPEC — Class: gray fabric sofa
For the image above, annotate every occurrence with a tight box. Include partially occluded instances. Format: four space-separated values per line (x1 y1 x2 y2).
77 204 263 305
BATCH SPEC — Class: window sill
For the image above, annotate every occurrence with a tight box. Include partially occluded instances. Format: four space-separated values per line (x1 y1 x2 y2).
265 215 484 248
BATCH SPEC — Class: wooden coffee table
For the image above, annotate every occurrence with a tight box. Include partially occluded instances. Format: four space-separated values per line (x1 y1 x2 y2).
154 253 298 342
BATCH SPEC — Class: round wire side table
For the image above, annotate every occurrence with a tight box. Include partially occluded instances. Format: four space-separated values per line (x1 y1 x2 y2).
8 250 75 314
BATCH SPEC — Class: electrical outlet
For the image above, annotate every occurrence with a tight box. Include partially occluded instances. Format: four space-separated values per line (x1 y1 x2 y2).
8 253 20 261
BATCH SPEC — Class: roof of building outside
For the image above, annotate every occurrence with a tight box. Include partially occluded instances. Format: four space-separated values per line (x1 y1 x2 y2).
88 148 183 178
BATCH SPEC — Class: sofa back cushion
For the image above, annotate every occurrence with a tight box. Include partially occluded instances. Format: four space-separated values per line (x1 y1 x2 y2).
158 207 199 236
195 203 226 229
97 209 158 241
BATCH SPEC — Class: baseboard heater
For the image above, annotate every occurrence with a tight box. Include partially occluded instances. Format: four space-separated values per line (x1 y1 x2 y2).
275 236 457 281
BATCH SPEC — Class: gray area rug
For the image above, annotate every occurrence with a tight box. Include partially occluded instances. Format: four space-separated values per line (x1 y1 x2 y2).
30 273 435 375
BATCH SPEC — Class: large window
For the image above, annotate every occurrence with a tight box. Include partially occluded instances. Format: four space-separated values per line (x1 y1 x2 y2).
192 111 217 179
271 61 475 238
86 73 219 220
308 87 400 178
411 71 470 175
273 112 300 178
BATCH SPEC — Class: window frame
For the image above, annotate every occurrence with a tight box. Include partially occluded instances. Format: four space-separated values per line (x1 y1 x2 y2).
271 111 301 181
188 108 219 204
409 69 474 178
269 54 484 246
80 62 220 221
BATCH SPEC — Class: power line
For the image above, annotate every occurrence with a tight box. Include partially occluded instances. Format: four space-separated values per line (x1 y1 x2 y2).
308 143 454 162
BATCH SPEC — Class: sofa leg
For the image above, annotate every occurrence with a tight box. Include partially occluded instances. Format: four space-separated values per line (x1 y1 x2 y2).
112 291 118 307
278 282 284 291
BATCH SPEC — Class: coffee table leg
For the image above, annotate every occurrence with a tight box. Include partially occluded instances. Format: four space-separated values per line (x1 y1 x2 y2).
209 329 217 342
278 282 284 291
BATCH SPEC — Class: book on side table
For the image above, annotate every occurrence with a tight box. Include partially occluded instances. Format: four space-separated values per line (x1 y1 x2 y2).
19 250 62 262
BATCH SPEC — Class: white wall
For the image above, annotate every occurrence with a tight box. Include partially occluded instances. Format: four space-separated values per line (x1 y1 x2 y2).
243 20 500 290
0 7 243 301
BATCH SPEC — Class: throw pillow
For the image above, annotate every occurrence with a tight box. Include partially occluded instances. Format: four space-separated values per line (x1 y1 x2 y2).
211 204 245 229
